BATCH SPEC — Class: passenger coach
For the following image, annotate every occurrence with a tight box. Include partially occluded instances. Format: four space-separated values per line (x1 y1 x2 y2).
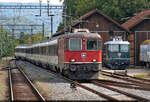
15 29 103 80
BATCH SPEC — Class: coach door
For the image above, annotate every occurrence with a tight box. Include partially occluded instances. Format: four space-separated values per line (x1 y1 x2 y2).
58 39 65 66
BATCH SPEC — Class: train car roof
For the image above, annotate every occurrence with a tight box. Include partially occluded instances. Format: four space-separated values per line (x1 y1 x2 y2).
104 41 130 45
15 32 101 49
61 32 101 38
15 44 30 49
104 37 129 45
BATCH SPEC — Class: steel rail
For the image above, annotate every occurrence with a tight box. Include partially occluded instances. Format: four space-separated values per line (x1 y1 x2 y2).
101 72 150 87
97 79 135 85
45 69 118 101
16 65 45 101
92 80 150 102
23 61 119 101
115 72 150 83
98 80 150 91
101 70 150 83
8 68 14 101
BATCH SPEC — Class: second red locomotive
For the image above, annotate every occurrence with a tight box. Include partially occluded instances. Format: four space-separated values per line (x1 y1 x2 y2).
15 29 102 80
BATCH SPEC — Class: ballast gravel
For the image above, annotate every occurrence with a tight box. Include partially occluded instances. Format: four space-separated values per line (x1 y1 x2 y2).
17 61 106 101
17 61 149 101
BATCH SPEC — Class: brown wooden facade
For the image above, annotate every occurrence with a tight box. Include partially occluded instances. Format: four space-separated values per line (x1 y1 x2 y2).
72 12 128 43
122 10 150 66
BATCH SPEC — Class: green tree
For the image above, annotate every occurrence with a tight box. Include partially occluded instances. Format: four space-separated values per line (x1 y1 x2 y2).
19 32 26 44
57 0 150 31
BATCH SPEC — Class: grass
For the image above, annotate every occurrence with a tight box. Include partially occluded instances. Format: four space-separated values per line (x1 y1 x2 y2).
0 72 3 75
0 61 4 67
134 73 150 79
99 75 108 79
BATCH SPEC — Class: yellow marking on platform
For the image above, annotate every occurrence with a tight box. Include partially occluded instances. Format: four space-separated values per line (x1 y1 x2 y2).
134 73 150 79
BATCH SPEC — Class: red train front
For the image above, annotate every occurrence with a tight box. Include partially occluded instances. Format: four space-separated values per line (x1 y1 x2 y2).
58 29 102 79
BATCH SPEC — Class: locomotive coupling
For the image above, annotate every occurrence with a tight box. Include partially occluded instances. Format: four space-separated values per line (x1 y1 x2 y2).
70 65 77 71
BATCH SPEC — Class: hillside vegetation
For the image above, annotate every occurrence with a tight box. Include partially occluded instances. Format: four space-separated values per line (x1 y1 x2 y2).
58 0 150 31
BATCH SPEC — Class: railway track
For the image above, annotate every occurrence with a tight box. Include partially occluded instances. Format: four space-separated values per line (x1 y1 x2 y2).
95 79 150 91
91 80 150 102
8 60 45 101
17 60 150 101
100 70 150 87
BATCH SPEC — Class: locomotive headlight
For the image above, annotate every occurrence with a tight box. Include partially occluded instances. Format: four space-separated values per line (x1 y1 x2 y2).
70 59 75 62
92 59 97 62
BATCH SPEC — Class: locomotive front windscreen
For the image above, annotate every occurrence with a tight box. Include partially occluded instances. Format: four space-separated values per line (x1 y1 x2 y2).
108 44 129 52
107 44 130 58
120 45 129 52
108 45 119 52
70 38 82 50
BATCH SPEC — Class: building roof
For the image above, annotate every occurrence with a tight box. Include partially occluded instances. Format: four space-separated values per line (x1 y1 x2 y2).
122 9 150 30
54 9 129 36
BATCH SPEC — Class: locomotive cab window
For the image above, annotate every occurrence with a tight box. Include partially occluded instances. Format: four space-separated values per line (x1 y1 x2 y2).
120 45 129 52
86 39 97 50
108 45 119 52
70 38 82 51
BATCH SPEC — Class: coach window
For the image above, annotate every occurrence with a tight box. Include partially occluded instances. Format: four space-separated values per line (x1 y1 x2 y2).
43 47 46 55
40 47 42 55
70 38 82 51
86 39 98 50
48 45 51 55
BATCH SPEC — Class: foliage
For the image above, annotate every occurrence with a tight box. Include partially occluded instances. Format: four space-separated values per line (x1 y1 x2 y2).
57 0 150 31
0 27 46 57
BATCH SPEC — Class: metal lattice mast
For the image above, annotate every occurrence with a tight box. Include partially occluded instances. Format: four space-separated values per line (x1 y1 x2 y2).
63 0 67 34
1 26 3 59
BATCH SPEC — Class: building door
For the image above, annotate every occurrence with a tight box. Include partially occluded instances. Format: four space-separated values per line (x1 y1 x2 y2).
135 31 150 66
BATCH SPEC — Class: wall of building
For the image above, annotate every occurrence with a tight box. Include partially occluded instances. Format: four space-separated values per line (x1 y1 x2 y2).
128 34 135 66
73 12 126 43
131 19 150 66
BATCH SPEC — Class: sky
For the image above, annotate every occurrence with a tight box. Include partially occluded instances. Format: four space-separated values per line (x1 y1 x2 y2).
0 0 64 5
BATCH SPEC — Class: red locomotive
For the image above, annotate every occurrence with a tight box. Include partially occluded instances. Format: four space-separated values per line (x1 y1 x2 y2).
15 29 102 80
